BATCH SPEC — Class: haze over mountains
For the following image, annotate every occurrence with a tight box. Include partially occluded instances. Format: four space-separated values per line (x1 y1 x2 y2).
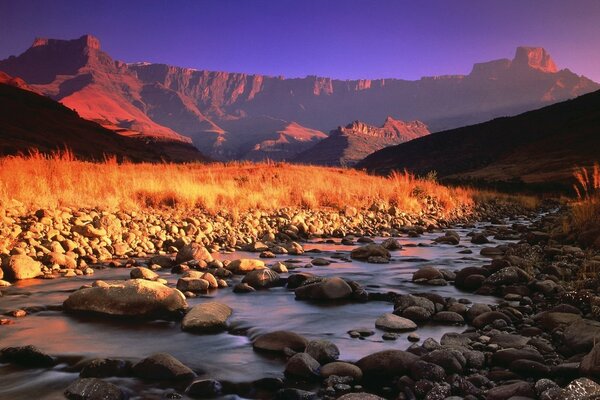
0 34 598 163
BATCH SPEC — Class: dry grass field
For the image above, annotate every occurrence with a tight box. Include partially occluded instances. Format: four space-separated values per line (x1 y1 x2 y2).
0 150 487 214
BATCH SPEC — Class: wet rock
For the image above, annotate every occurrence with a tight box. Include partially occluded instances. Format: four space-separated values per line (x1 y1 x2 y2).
187 379 222 398
455 267 489 290
492 347 544 367
563 378 600 400
295 277 353 301
509 359 551 378
181 302 232 333
412 266 443 282
356 350 419 380
1 255 42 280
64 378 126 400
320 362 363 380
484 266 531 286
80 358 133 378
337 394 385 400
472 311 511 329
401 306 432 322
381 238 402 250
63 279 187 318
471 233 490 244
486 381 535 400
350 244 390 261
233 283 256 293
287 272 317 289
176 277 209 292
175 243 213 264
421 349 466 374
241 269 280 289
0 345 55 367
284 352 320 379
305 340 339 364
440 332 472 347
133 353 196 381
130 267 159 281
375 313 417 331
311 258 331 266
253 331 308 353
563 318 600 353
434 230 460 245
432 311 464 324
410 360 446 382
489 333 530 349
394 294 436 315
226 259 266 274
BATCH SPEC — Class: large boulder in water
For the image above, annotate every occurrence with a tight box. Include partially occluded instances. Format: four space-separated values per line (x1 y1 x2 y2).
295 277 353 301
133 353 196 381
181 302 232 333
63 279 187 318
226 259 266 274
253 331 308 353
350 244 390 261
1 255 42 280
242 269 280 289
175 243 213 264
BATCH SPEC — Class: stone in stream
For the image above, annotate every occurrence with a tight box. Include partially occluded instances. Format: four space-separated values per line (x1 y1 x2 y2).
80 358 133 378
176 277 210 292
375 313 417 332
241 268 280 289
410 360 446 382
284 352 320 379
337 394 385 400
133 353 196 381
381 238 402 250
350 244 390 261
175 243 213 264
63 279 187 318
129 267 159 281
226 259 266 274
356 350 419 380
233 283 256 293
433 230 460 245
420 349 466 374
412 266 444 282
64 378 126 400
0 345 55 367
305 340 340 364
1 255 42 280
253 331 308 353
563 378 600 399
471 311 512 329
471 233 490 244
432 311 465 324
485 381 534 400
294 277 353 301
181 302 232 333
186 379 223 398
320 362 363 380
274 388 318 400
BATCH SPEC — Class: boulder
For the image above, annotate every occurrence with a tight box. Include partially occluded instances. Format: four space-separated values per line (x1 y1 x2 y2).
182 302 232 333
320 362 363 380
176 277 209 292
492 347 544 367
130 267 159 281
305 340 339 364
434 230 460 245
295 277 353 301
253 331 308 353
337 394 385 400
64 378 126 400
375 313 417 332
563 319 600 353
381 238 402 250
356 350 418 380
284 353 320 379
432 311 464 324
226 259 266 274
63 279 187 318
350 244 390 261
1 255 41 280
80 358 133 378
187 379 223 398
175 243 213 264
410 360 446 382
564 378 600 400
242 269 280 289
133 353 196 381
472 311 511 329
401 306 432 322
412 266 443 281
486 381 534 400
421 349 466 374
484 267 531 286
0 345 55 367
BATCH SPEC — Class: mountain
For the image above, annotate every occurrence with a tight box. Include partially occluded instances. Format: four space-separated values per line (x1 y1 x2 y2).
357 89 600 190
1 35 598 161
0 74 208 162
296 117 429 166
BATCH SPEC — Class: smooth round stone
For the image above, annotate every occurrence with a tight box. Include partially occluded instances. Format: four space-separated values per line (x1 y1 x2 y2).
375 313 417 332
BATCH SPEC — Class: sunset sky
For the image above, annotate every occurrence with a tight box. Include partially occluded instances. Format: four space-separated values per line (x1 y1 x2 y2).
1 0 599 81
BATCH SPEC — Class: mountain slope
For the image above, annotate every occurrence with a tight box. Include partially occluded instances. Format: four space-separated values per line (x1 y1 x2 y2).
296 117 429 166
0 78 208 162
357 89 600 188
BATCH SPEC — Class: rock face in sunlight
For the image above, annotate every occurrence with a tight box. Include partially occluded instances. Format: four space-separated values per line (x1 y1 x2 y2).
295 117 429 166
0 37 597 161
63 279 188 318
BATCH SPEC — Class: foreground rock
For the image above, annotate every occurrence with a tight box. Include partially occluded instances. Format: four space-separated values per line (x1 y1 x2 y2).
375 313 417 332
0 345 55 367
64 378 126 400
63 279 187 318
356 350 418 380
181 302 232 333
253 331 308 353
350 244 391 262
1 255 41 280
133 353 196 381
295 277 353 301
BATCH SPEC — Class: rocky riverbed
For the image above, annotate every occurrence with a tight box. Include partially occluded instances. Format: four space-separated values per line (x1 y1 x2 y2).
2 201 600 399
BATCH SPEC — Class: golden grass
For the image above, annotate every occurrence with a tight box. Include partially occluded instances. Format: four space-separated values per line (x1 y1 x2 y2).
570 163 600 236
0 151 487 214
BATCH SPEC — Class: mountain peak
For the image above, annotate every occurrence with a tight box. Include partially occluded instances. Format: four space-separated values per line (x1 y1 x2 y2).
30 34 101 50
513 46 557 73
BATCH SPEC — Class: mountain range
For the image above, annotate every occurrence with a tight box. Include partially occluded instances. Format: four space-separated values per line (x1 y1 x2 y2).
0 34 598 162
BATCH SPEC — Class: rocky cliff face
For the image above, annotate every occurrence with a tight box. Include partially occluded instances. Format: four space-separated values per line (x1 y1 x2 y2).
1 36 598 161
295 117 429 166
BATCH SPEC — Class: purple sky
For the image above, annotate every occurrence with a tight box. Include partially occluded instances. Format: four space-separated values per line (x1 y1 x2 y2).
1 0 599 81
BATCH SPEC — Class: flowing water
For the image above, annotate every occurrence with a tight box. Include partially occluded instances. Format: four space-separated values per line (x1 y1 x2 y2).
0 219 527 399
